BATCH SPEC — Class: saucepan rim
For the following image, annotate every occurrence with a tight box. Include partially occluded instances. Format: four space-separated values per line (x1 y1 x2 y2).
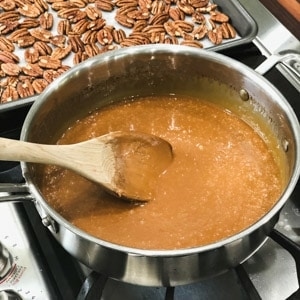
21 44 300 257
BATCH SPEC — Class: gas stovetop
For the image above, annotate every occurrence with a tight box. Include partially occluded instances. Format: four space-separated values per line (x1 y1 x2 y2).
0 1 299 299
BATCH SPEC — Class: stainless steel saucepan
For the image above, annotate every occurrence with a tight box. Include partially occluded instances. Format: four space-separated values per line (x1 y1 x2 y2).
0 45 299 286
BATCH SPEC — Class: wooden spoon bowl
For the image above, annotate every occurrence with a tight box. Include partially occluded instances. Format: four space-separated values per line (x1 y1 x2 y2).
0 131 173 201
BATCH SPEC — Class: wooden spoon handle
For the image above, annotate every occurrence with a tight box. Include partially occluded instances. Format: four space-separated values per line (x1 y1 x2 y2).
0 137 69 166
0 137 113 185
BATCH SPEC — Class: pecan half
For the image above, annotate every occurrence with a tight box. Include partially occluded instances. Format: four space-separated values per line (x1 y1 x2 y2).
35 0 49 12
0 0 16 11
0 37 15 52
1 85 19 102
207 28 223 44
210 11 229 23
17 35 36 48
7 28 30 42
115 0 138 8
151 0 167 15
177 0 194 15
0 12 20 22
23 63 44 77
112 28 126 44
43 69 60 83
32 78 48 93
142 24 164 34
1 63 21 76
17 79 35 98
51 1 77 10
18 4 42 18
0 20 19 35
99 44 118 53
57 19 71 35
33 41 53 55
51 44 72 59
169 7 185 21
38 55 62 69
192 11 206 24
150 31 165 43
193 24 208 40
95 0 115 11
122 32 150 45
175 20 194 33
220 22 236 39
149 12 168 25
190 0 209 8
132 19 147 32
85 6 102 20
30 28 53 42
70 0 87 8
73 50 89 64
19 18 40 29
138 0 151 10
84 43 99 57
68 9 87 23
81 30 97 44
0 76 18 88
180 40 203 48
14 0 33 7
163 21 177 37
164 36 179 44
128 9 151 20
57 8 87 22
24 48 40 63
57 65 71 74
87 18 106 31
196 3 217 12
71 19 89 34
0 51 19 63
68 35 85 52
50 35 66 47
40 12 54 29
97 28 113 45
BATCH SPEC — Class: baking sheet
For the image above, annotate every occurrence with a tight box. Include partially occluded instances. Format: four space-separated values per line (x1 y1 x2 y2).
0 0 257 112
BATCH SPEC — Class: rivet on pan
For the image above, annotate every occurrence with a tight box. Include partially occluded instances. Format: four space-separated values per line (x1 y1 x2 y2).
42 216 51 227
282 139 289 152
239 89 249 101
42 216 59 233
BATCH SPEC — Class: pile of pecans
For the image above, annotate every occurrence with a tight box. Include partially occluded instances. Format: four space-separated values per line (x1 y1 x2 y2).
0 0 237 103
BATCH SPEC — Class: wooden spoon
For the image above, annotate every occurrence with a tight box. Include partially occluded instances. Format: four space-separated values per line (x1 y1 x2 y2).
0 131 173 201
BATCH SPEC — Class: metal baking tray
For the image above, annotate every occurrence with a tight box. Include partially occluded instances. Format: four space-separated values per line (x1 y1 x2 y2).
212 0 258 51
0 0 257 112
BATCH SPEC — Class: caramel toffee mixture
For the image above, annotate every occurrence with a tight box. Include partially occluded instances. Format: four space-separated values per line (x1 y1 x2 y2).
40 96 284 250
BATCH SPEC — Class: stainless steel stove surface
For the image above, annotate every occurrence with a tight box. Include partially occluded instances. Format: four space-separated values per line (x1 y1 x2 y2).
0 204 53 300
0 0 300 299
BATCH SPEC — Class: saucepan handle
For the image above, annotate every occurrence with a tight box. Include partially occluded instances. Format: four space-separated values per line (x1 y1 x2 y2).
0 183 33 203
255 52 300 91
